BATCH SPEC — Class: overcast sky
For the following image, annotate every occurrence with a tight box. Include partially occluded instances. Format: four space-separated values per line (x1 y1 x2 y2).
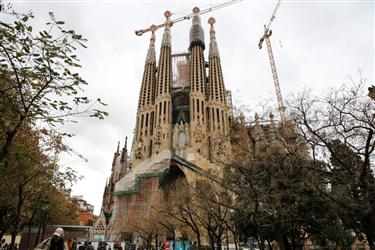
4 0 374 214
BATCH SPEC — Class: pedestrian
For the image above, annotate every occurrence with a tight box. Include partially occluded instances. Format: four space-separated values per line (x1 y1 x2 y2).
72 238 77 250
1 239 8 250
68 239 73 250
85 242 94 250
34 227 69 250
78 243 85 250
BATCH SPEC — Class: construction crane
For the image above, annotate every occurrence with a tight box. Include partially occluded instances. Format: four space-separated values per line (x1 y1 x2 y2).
135 0 242 36
258 0 286 123
70 148 88 163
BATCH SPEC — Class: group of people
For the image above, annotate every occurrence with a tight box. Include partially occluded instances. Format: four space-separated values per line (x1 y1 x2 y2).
35 229 108 250
35 228 68 250
3 228 139 250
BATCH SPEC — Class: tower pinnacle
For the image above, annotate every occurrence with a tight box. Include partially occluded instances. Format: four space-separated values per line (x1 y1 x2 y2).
161 11 172 46
146 29 156 63
189 7 205 51
208 17 220 58
124 136 128 151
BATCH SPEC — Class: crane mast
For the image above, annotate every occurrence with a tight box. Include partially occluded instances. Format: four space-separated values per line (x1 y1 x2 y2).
135 0 242 36
258 0 286 123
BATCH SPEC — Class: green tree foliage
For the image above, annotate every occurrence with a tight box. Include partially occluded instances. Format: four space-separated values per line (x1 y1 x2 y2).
329 139 375 247
44 188 79 225
226 116 355 250
0 7 104 249
0 8 108 162
0 125 79 248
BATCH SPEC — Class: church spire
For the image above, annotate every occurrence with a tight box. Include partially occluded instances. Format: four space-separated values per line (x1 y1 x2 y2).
137 31 157 110
121 136 128 164
189 7 208 157
145 29 156 63
161 11 172 47
208 17 226 104
189 7 205 51
208 17 219 58
124 136 128 152
207 17 230 154
155 10 173 99
132 31 157 162
151 10 173 155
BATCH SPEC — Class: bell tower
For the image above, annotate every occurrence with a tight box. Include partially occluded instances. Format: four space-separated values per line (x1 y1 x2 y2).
206 17 231 161
188 7 209 158
153 11 173 155
131 30 157 163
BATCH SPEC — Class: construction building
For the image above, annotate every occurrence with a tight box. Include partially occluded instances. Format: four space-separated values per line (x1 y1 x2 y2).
93 9 233 242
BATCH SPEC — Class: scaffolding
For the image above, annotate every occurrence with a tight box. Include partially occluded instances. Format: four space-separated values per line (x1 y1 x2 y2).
172 52 191 88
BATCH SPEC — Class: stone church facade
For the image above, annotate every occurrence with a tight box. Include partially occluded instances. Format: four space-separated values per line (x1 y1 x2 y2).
96 10 233 242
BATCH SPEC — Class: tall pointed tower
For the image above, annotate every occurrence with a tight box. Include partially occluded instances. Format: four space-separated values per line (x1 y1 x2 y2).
207 17 231 161
188 7 209 157
153 12 173 155
131 30 157 163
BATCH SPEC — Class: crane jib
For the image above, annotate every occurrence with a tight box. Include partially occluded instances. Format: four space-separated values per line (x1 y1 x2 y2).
134 0 243 36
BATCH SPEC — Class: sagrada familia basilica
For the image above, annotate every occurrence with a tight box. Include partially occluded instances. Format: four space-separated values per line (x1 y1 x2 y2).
92 8 235 242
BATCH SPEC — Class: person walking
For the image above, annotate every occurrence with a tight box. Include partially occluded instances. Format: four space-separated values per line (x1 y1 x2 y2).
35 228 69 250
85 242 94 250
1 239 8 250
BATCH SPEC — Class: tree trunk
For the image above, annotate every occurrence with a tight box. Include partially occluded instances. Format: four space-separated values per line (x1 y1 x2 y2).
282 235 291 250
259 238 265 250
155 234 158 249
216 239 221 250
364 230 374 250
10 184 24 250
196 233 202 250
41 214 48 242
225 229 229 250
0 120 23 163
291 234 296 250
209 233 215 250
173 232 176 250
230 229 238 250
362 214 375 250
146 236 151 250
276 234 291 250
34 223 42 247
26 225 32 250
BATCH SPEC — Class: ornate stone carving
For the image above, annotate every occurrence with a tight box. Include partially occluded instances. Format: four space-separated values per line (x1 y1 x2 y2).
172 121 190 150
135 138 143 159
194 121 203 143
154 125 162 146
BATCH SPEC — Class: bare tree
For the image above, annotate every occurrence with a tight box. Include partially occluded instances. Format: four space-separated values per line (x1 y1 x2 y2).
290 77 375 248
